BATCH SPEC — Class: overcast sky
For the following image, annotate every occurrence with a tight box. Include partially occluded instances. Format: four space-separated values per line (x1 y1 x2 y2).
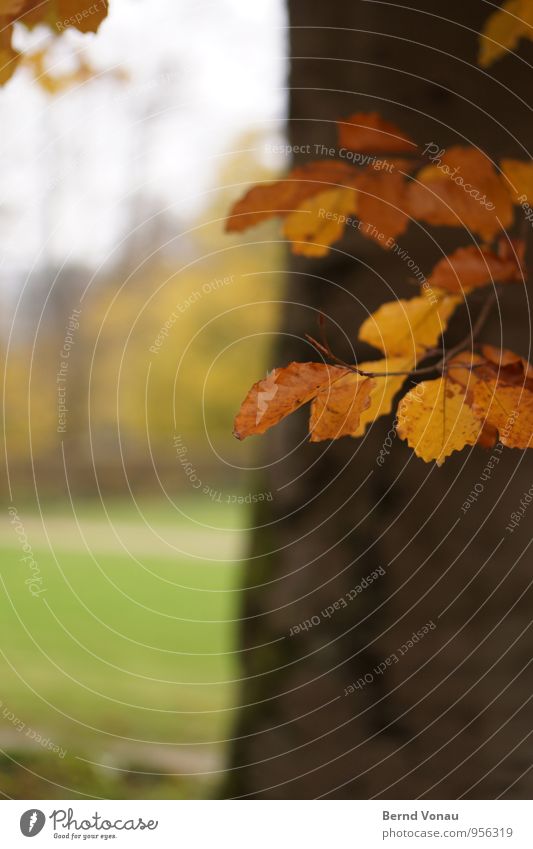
0 0 286 273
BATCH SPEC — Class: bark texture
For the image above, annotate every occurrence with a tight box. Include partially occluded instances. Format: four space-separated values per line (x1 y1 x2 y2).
224 0 533 799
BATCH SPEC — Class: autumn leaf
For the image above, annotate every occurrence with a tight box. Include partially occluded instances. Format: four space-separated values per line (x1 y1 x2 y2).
427 241 524 293
0 0 24 13
447 346 533 448
226 160 357 233
309 372 375 441
354 171 410 246
351 356 415 436
407 147 513 241
501 158 533 203
448 346 533 391
396 377 483 465
0 0 109 86
19 0 108 33
358 292 461 357
337 112 415 153
0 25 18 85
481 344 533 388
233 362 353 439
470 381 533 448
283 187 358 257
478 0 533 67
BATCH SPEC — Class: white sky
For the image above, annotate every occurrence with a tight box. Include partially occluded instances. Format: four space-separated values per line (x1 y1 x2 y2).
0 0 287 272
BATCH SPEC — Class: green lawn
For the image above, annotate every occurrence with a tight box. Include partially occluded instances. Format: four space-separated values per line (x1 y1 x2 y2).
0 497 245 798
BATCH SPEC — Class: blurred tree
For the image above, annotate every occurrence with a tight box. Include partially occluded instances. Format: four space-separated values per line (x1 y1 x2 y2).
226 0 533 799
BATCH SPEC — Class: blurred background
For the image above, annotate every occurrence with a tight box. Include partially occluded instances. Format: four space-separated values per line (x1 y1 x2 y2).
0 0 286 798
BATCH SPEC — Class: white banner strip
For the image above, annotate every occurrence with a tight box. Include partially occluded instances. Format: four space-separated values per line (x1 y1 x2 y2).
1 799 532 847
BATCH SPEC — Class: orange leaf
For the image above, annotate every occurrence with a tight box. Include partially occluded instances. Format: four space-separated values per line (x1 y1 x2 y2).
233 362 352 440
309 373 375 442
427 241 524 293
337 112 415 153
501 158 533 203
448 346 533 448
407 147 513 241
354 171 410 246
470 381 533 449
226 160 357 233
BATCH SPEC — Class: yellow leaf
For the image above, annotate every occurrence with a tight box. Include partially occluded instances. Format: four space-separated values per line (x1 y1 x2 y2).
352 356 415 436
396 377 482 465
501 158 533 203
309 373 374 441
283 187 358 257
358 293 460 357
478 0 533 67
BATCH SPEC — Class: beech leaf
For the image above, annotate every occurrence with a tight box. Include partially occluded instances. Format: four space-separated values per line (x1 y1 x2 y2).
396 378 483 465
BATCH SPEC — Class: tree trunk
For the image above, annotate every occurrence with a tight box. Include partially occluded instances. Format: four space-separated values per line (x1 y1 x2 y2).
224 0 533 799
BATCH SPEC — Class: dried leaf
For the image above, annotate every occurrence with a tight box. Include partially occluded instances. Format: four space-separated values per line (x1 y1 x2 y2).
0 25 18 85
337 112 415 153
309 373 375 441
407 147 513 241
233 362 351 440
478 0 533 67
19 0 108 33
427 241 524 293
359 293 460 357
0 0 24 12
283 187 358 257
481 344 533 385
226 160 357 233
470 381 533 448
501 158 533 203
396 377 483 465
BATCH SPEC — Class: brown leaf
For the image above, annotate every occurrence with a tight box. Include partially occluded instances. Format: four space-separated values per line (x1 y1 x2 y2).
226 160 357 233
0 24 18 85
337 112 415 153
309 374 375 441
19 0 108 33
480 344 533 390
427 241 524 293
233 362 351 440
407 147 514 241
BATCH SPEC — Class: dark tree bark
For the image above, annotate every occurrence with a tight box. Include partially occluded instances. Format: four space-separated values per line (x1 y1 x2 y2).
224 0 533 799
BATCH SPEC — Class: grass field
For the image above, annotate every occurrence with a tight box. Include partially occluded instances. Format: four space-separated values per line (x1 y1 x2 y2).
0 496 245 799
